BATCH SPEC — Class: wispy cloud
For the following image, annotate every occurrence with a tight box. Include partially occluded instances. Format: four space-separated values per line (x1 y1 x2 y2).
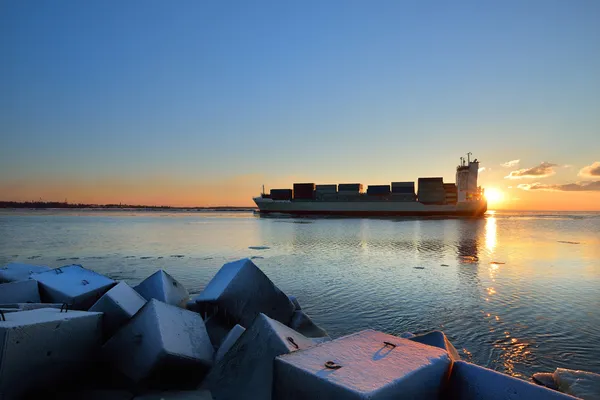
505 162 557 179
578 161 600 178
478 167 486 173
501 159 520 168
517 181 600 191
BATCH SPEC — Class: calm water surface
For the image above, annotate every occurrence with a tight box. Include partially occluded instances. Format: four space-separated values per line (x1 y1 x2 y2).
1 209 599 379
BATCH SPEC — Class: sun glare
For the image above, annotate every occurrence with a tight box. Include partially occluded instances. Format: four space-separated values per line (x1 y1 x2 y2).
485 188 504 204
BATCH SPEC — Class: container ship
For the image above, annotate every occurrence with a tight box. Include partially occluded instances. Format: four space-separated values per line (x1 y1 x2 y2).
253 155 487 217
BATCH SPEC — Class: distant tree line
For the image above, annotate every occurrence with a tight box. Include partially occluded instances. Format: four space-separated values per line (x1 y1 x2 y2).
0 201 255 211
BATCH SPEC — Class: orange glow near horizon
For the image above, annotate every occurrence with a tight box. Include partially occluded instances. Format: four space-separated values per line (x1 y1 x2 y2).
485 188 504 206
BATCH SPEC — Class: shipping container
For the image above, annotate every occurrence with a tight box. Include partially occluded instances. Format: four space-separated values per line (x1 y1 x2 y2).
367 185 391 196
293 183 315 200
315 184 337 193
391 193 417 202
391 182 415 194
270 189 293 200
418 177 444 183
391 182 415 187
338 183 363 192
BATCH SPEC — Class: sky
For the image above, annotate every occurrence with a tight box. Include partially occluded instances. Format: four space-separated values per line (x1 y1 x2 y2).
1 0 599 209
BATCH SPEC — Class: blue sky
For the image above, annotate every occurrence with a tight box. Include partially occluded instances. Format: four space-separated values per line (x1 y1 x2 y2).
1 0 599 207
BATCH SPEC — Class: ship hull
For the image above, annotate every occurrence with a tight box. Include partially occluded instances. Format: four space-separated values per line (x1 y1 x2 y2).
253 197 487 217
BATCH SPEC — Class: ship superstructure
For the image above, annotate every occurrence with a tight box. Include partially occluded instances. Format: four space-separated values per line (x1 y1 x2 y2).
253 155 486 217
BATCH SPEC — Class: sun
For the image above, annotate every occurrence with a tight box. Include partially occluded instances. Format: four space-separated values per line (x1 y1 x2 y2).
485 188 504 204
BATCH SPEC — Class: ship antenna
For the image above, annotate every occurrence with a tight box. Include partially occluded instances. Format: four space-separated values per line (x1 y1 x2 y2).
467 152 472 163
262 185 265 195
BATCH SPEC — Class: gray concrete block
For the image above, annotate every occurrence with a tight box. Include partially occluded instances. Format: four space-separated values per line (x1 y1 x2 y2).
0 308 103 399
0 302 62 313
0 279 41 303
289 310 329 339
205 313 314 400
89 281 147 339
204 315 233 349
193 258 294 327
273 329 451 400
32 265 116 310
134 390 213 399
103 299 214 388
446 361 576 400
135 270 189 307
0 262 50 283
214 324 245 363
289 295 301 311
408 330 461 361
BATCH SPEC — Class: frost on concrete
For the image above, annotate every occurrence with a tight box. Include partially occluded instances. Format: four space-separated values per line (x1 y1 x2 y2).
0 262 50 283
103 299 214 388
0 303 62 313
289 310 329 339
553 368 600 399
193 258 294 327
32 265 116 310
408 330 461 361
0 308 103 398
134 390 213 399
214 324 245 363
134 270 189 307
204 313 314 400
274 329 451 400
0 279 41 303
446 361 576 400
89 281 147 339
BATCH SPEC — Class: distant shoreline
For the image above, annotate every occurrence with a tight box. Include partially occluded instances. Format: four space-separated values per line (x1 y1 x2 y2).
0 201 256 212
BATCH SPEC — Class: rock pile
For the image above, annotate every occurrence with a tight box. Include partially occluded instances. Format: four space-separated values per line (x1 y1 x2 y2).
0 259 588 399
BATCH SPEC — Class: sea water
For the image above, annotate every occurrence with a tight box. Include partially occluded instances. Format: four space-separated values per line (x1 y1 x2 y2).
1 209 599 379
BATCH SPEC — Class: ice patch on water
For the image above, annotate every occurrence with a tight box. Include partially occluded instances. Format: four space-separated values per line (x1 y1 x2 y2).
248 246 270 250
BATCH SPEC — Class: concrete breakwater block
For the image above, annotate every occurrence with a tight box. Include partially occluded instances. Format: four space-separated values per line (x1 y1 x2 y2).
205 313 314 400
204 315 233 349
32 264 116 310
135 270 189 307
273 329 451 400
0 302 62 313
134 390 213 399
89 281 147 339
289 295 301 310
533 368 600 399
103 299 214 388
289 310 329 339
0 279 41 303
193 258 295 327
0 308 103 398
214 324 245 362
445 361 576 400
0 262 50 283
408 330 461 361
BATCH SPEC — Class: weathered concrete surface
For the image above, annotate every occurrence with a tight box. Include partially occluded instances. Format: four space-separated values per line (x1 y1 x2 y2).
289 295 301 311
274 329 451 400
446 361 577 400
134 270 189 307
134 390 213 399
408 330 461 361
0 262 50 283
289 310 329 339
0 302 62 313
89 281 147 339
0 308 103 399
0 279 41 303
204 315 233 350
214 324 245 363
204 313 314 400
553 368 600 399
103 299 214 389
193 259 294 327
32 264 116 310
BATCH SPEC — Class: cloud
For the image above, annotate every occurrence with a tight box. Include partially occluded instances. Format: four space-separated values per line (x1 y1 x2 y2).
505 162 557 179
517 181 600 191
478 167 486 173
578 161 600 178
501 159 520 168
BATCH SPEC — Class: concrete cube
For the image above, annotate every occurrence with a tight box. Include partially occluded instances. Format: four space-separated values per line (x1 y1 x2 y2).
0 262 50 283
553 368 600 399
135 270 189 307
103 299 214 388
214 324 245 362
204 313 314 400
193 258 294 327
204 315 234 349
0 279 41 303
89 281 147 339
446 361 575 400
289 310 329 339
408 330 460 361
32 265 116 310
0 308 103 398
0 302 62 313
134 390 213 399
289 295 301 310
273 329 451 400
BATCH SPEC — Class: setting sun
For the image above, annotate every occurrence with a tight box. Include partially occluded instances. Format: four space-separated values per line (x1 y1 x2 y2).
485 188 504 204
